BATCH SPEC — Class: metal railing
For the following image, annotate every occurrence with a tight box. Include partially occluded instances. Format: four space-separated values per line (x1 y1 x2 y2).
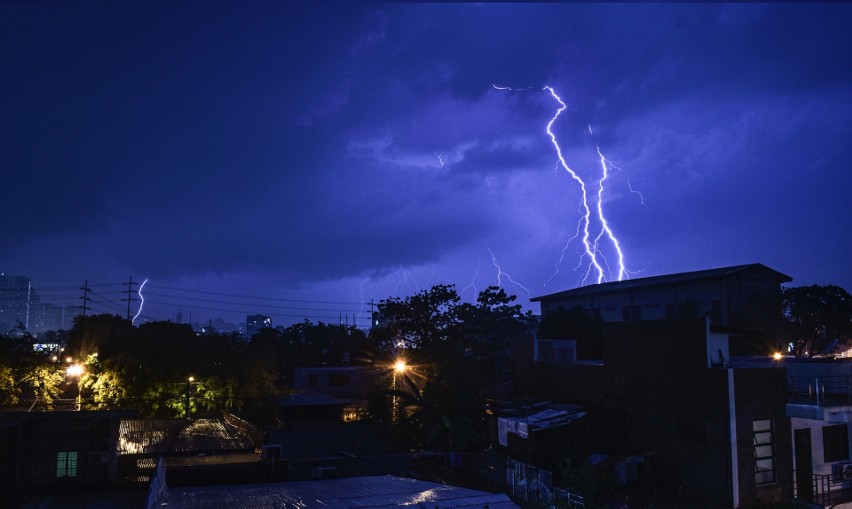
788 471 852 507
788 376 852 406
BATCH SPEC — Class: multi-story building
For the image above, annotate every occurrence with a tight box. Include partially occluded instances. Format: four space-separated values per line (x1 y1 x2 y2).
246 314 272 339
514 316 792 507
30 303 63 334
532 263 791 326
0 273 34 334
511 264 803 506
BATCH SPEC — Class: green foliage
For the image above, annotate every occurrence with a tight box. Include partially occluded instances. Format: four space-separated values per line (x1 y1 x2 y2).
368 285 533 451
22 364 65 409
81 353 128 409
0 365 20 406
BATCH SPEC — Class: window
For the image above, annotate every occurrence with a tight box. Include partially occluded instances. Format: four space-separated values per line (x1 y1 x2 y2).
753 420 776 484
56 451 77 478
823 424 849 463
307 374 317 387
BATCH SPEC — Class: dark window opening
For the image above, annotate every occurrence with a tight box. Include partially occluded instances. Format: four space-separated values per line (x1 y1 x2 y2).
824 424 849 463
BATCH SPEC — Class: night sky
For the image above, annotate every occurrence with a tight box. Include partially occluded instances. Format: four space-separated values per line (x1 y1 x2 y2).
2 2 851 328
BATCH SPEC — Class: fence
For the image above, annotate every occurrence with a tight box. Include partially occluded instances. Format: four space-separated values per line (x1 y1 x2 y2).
506 457 585 508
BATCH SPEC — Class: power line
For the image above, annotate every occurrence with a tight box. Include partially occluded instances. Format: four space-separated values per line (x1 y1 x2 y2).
144 283 363 306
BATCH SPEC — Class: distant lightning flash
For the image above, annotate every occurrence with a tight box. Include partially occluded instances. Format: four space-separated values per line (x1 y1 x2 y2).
542 85 629 285
596 146 647 208
132 278 148 325
461 256 482 300
488 248 532 298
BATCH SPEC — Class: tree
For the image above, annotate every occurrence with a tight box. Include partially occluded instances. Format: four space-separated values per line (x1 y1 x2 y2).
22 363 65 410
67 314 133 358
455 286 536 378
0 365 19 406
81 353 128 409
368 284 533 451
783 285 852 357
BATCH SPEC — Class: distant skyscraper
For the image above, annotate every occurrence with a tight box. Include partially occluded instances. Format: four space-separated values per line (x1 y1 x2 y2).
0 273 33 334
31 303 63 333
246 314 272 339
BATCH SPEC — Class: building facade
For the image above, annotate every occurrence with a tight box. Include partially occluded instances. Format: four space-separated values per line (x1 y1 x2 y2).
515 317 792 507
532 263 791 327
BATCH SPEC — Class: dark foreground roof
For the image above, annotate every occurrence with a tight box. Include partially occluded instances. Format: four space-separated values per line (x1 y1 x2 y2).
532 263 792 302
156 474 518 508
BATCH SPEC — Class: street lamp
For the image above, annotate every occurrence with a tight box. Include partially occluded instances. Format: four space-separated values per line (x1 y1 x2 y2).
185 376 195 419
391 360 408 422
393 360 407 374
66 364 84 411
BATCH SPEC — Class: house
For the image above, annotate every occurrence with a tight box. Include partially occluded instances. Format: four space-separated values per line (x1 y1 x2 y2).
0 410 135 495
733 355 852 506
274 392 345 429
292 366 376 400
532 263 791 327
146 468 519 508
515 317 792 507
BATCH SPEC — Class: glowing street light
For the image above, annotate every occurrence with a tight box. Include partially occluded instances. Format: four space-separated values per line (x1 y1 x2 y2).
772 352 783 361
185 376 195 419
66 364 85 411
393 360 407 373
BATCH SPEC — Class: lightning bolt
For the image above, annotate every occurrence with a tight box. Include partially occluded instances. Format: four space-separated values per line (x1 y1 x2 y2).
543 86 631 285
132 278 148 325
461 256 482 300
488 248 532 298
436 151 445 169
392 266 420 296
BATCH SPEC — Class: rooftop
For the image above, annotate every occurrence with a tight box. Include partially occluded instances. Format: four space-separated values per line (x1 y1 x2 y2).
532 263 792 302
156 474 519 508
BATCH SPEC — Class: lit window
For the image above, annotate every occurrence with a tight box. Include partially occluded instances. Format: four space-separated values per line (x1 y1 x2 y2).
753 420 775 484
56 451 78 478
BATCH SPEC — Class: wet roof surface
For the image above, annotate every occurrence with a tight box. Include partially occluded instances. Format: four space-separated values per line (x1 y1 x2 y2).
162 474 518 508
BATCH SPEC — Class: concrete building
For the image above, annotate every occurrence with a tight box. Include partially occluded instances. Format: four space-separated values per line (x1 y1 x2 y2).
532 263 791 327
515 317 792 507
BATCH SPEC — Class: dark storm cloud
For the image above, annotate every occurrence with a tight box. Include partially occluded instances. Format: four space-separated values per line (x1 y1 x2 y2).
2 2 851 323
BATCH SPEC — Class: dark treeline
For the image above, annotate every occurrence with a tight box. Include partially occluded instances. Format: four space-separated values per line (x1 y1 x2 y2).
0 285 535 453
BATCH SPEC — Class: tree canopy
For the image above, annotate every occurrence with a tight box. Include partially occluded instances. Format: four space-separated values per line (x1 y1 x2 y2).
368 284 534 451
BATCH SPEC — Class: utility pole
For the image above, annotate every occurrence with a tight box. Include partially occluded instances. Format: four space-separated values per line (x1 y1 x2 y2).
122 276 137 321
80 281 91 316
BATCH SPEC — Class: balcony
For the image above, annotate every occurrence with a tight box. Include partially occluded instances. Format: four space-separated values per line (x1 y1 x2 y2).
787 376 852 421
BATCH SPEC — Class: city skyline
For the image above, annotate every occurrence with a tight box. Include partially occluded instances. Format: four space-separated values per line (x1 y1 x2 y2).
2 3 851 328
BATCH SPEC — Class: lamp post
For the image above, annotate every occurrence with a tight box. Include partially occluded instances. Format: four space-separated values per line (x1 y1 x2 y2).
392 360 407 421
66 363 84 411
185 376 195 419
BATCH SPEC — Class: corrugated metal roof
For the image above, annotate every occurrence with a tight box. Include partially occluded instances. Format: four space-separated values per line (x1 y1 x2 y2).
159 475 519 508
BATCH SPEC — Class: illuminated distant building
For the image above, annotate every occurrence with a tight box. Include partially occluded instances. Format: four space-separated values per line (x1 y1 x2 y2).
31 303 63 333
0 273 34 334
246 314 272 339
